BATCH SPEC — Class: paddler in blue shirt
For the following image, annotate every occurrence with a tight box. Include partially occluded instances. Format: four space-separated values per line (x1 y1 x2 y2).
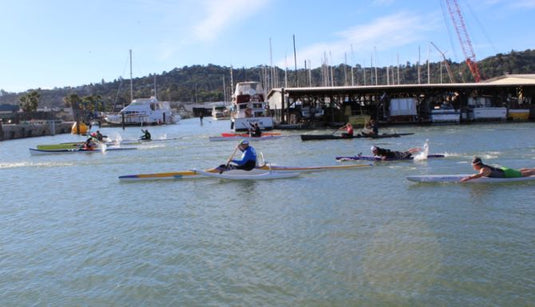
218 139 257 172
460 157 535 182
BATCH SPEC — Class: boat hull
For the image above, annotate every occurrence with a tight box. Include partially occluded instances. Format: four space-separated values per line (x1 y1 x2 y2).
431 110 460 123
30 147 136 155
232 117 274 131
118 163 371 181
104 97 179 126
300 133 413 141
195 169 300 180
209 135 282 142
336 154 445 161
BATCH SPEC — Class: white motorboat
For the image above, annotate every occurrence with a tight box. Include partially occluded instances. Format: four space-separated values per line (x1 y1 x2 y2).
230 81 273 131
104 96 179 126
211 103 230 120
463 97 507 121
430 103 460 123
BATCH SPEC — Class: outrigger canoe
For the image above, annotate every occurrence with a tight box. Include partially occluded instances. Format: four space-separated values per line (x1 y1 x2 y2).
336 154 445 161
300 133 414 141
36 142 87 150
29 147 137 155
118 163 371 181
406 174 535 183
36 137 180 150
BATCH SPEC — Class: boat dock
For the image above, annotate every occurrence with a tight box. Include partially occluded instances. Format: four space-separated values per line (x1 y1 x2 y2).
267 74 535 128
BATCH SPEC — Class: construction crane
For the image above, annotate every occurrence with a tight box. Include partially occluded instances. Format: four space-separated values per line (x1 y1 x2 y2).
445 0 481 82
430 42 456 83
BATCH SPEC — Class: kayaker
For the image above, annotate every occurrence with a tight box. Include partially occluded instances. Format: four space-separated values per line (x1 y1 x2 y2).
460 157 535 182
95 130 105 141
250 123 262 137
371 145 420 160
82 137 97 151
361 119 378 136
140 129 151 140
339 123 354 138
218 139 257 172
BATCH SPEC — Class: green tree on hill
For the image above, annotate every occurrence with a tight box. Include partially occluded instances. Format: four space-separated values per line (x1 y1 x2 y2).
18 90 40 112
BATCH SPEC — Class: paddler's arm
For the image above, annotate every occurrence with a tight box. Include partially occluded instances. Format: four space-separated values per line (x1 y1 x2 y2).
460 173 481 182
460 167 489 182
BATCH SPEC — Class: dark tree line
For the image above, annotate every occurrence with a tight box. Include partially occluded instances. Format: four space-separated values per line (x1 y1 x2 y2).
1 49 534 112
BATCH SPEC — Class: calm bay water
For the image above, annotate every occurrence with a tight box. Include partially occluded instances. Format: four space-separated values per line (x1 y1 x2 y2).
1 119 534 305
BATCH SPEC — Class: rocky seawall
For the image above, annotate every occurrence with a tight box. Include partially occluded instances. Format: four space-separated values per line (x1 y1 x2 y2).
0 121 74 141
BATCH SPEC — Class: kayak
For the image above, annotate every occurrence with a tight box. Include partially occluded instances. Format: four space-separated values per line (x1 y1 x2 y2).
336 154 445 161
263 163 371 172
406 174 535 183
36 142 85 150
29 147 137 155
194 169 300 180
300 133 414 141
221 132 281 137
121 137 182 144
118 163 371 181
209 135 282 142
36 137 180 150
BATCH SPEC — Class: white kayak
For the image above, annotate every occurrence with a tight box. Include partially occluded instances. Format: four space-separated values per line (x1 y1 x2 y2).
407 174 535 183
118 163 370 181
194 169 300 180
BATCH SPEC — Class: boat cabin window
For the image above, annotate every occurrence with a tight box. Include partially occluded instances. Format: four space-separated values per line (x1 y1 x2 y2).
236 95 250 103
150 103 156 111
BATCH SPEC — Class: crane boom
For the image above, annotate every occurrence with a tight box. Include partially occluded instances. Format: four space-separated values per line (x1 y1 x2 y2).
445 0 481 82
430 42 456 83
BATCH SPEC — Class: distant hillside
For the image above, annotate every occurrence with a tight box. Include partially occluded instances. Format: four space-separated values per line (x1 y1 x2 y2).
1 49 534 111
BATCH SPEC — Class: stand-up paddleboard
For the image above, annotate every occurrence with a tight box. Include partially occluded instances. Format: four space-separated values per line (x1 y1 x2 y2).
194 169 300 180
337 154 445 161
407 174 535 183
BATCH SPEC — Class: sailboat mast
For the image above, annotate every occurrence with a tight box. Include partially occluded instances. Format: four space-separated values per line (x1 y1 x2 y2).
153 75 157 99
230 66 234 97
129 49 133 103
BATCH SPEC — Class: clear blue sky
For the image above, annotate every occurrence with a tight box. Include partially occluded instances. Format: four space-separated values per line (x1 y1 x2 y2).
1 0 534 93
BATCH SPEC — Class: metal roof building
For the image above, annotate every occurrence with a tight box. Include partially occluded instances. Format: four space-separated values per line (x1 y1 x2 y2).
267 74 535 126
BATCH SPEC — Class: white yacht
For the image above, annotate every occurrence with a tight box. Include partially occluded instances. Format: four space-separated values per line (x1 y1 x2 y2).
230 81 273 131
211 102 230 120
104 96 179 126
